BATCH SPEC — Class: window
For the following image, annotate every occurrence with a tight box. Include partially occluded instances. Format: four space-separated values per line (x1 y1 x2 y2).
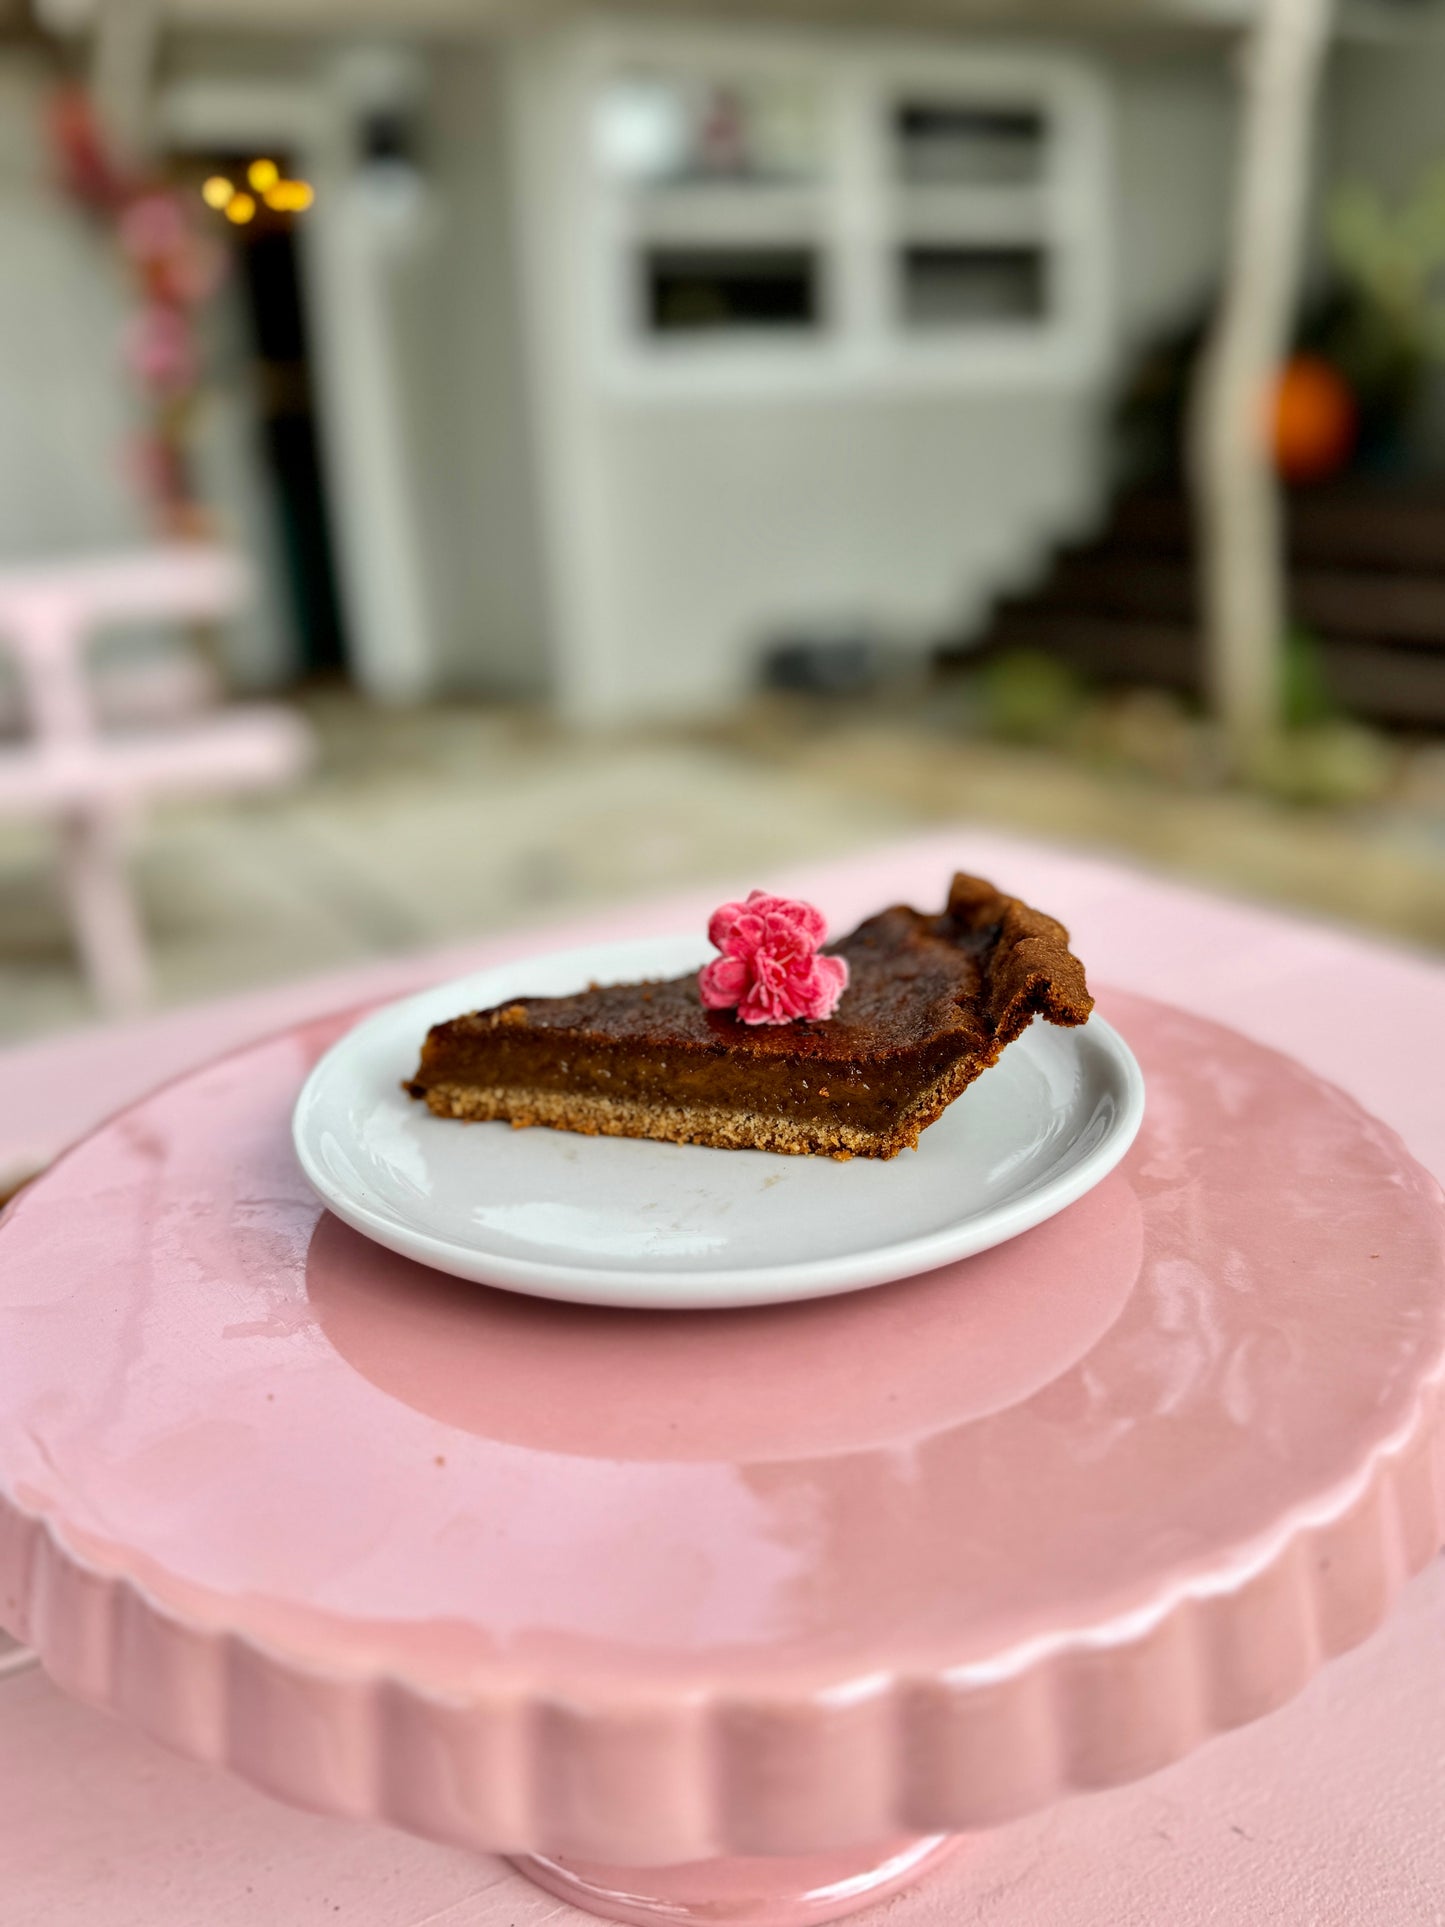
643 245 824 335
887 85 1064 341
584 38 1109 392
596 73 825 187
893 102 1048 188
898 245 1047 329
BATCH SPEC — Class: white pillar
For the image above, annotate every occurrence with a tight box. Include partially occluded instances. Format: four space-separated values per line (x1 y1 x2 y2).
300 49 440 704
1190 0 1336 766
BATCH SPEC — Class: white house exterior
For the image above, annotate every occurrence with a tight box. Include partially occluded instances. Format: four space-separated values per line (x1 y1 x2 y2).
3 0 1444 719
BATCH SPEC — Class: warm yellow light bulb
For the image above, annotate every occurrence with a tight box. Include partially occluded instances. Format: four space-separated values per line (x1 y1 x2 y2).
224 192 257 225
265 179 316 213
247 158 280 193
201 175 234 209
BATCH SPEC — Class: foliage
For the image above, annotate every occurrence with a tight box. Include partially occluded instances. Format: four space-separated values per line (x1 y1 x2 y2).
48 81 228 534
1280 626 1338 730
1326 161 1445 388
978 650 1087 745
1247 721 1395 807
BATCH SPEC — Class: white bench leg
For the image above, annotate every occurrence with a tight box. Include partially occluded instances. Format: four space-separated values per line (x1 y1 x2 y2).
57 810 152 1016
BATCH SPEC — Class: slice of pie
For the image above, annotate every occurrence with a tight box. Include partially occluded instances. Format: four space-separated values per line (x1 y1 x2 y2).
406 873 1092 1159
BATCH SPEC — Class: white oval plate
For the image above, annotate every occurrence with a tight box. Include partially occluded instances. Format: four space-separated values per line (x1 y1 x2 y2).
293 936 1145 1311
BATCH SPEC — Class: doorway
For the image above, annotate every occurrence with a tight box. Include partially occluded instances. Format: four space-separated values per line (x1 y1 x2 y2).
185 153 349 680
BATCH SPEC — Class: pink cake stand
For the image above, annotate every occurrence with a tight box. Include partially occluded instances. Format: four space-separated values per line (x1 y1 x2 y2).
2 991 1443 1927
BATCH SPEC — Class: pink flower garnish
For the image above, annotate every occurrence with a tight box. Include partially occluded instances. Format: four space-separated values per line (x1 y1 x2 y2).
699 890 849 1026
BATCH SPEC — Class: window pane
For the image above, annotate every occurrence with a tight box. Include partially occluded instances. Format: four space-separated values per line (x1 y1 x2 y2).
643 246 824 333
898 246 1047 328
598 75 825 186
893 102 1047 187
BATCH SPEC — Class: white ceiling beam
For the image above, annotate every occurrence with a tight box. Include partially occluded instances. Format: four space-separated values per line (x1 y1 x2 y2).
40 0 1253 35
89 0 163 166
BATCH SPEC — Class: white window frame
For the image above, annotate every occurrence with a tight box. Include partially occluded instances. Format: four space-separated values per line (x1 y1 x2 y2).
573 24 1114 403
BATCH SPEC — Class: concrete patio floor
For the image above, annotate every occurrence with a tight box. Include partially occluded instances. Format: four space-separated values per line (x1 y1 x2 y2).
2 686 1444 1044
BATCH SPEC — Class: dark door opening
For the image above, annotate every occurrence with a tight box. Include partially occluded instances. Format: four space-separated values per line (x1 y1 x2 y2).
185 155 348 680
235 216 347 677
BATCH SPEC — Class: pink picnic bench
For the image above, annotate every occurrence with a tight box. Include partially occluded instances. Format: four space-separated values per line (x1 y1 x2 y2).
0 545 312 1015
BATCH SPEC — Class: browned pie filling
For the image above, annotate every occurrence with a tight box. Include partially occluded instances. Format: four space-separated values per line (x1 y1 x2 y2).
407 872 1093 1159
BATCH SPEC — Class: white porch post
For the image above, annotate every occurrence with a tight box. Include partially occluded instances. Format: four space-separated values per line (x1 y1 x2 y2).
1190 0 1335 768
300 49 440 705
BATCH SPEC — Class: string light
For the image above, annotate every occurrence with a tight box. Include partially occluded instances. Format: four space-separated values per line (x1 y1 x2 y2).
264 180 316 213
200 165 315 224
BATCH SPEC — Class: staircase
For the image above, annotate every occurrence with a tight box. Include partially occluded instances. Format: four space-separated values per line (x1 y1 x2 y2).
965 482 1445 727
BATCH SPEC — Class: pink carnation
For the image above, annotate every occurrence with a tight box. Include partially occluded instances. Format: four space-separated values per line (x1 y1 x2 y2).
699 890 848 1026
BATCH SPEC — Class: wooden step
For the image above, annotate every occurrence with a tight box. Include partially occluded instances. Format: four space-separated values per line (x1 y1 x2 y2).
1319 639 1445 726
980 613 1445 726
1099 486 1445 573
1295 571 1445 645
1020 557 1195 623
1290 489 1445 573
1021 556 1445 646
981 614 1199 687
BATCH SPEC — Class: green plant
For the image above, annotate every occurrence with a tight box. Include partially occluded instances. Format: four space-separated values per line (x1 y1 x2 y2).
1247 720 1395 807
1327 161 1445 387
1281 625 1338 730
978 650 1087 745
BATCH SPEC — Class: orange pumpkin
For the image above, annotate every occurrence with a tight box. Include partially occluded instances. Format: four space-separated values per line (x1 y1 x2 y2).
1270 355 1357 484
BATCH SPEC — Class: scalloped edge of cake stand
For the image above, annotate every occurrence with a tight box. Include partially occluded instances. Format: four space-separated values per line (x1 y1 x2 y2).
3 1368 1441 1864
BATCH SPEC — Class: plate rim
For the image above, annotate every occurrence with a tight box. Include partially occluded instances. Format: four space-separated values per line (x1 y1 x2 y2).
291 935 1147 1307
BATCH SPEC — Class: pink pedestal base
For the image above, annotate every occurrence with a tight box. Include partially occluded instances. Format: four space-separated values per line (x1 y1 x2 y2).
513 1835 962 1925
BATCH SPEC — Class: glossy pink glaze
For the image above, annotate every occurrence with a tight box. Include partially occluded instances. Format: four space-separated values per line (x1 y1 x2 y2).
0 992 1443 1868
516 1836 961 1925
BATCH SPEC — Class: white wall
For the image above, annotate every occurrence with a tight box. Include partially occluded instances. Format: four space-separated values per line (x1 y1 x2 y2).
0 45 308 690
222 27 1238 717
1326 35 1445 465
507 26 1242 724
0 56 145 562
0 54 292 695
1108 42 1236 356
161 30 550 700
145 18 1242 721
583 388 1100 716
397 44 551 696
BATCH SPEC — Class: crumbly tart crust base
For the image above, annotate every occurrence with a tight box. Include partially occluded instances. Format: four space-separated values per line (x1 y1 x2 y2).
416 1061 979 1160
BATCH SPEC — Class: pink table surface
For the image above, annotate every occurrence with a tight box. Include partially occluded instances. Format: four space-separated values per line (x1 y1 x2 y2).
4 825 1445 1923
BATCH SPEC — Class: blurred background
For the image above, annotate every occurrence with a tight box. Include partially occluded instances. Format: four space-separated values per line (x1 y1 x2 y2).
3 0 1445 1046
